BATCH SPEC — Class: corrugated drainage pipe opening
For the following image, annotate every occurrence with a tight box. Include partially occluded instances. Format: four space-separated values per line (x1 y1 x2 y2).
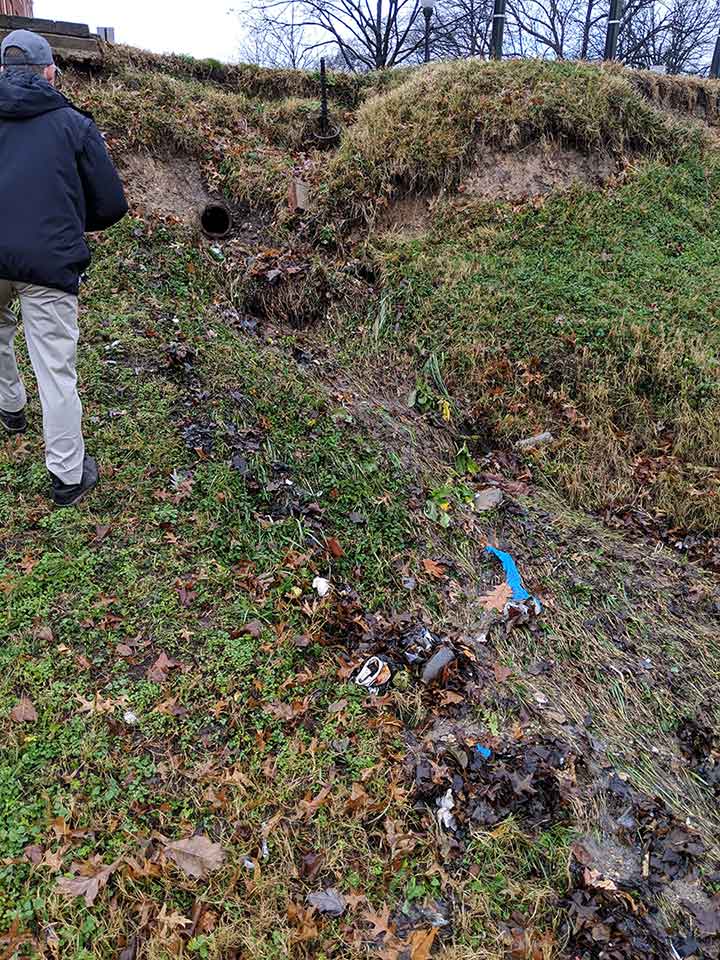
200 202 232 238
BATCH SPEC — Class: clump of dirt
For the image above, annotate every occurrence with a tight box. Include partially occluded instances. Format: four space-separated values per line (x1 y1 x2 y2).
677 712 717 763
459 144 620 201
243 249 332 328
564 840 720 959
119 155 211 222
563 878 673 960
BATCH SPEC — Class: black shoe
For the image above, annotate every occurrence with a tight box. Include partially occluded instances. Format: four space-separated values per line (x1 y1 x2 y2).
50 455 99 507
1 407 27 434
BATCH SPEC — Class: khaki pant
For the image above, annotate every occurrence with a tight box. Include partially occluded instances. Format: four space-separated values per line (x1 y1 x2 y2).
0 281 84 485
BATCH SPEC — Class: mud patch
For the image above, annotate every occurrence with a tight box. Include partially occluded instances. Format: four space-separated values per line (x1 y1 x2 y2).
119 155 211 222
460 144 619 201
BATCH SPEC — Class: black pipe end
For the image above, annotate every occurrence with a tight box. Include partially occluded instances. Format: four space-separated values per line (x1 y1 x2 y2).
201 202 232 238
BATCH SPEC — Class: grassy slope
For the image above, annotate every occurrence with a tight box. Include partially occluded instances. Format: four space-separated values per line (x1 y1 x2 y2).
3 216 719 960
1 55 719 960
370 156 720 530
1 221 420 957
314 57 720 533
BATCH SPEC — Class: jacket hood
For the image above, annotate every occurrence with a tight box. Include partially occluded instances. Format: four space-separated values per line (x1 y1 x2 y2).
0 72 70 120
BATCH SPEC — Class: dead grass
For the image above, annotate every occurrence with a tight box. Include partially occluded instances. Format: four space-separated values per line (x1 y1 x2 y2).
90 44 405 109
628 66 720 125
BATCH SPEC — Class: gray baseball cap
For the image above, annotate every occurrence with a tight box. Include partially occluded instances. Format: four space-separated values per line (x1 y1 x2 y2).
1 29 55 67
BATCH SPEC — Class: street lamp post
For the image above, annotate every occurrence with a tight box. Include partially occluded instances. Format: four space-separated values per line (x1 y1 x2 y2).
711 29 720 78
422 0 435 63
604 0 624 60
491 0 506 60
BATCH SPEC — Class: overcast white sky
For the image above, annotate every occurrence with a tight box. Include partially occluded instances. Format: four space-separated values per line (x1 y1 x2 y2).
34 1 242 61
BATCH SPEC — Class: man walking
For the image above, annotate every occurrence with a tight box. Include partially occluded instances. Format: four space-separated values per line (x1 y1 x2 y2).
0 29 127 506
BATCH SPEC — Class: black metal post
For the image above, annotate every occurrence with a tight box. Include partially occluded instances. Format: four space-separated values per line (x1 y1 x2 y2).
320 57 328 136
604 0 623 60
491 0 506 60
711 30 720 78
423 8 432 63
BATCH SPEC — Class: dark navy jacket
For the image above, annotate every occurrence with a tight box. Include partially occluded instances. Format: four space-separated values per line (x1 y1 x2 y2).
0 72 128 294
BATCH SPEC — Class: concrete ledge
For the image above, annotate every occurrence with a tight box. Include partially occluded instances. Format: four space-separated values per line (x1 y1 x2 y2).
0 14 91 37
0 16 102 61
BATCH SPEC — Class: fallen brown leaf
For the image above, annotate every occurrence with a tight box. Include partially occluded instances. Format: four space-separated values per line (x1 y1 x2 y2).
409 927 437 960
362 904 394 941
41 847 67 871
198 909 218 933
480 581 512 612
583 867 618 892
346 782 369 814
300 851 324 880
23 844 43 865
11 697 37 723
263 701 295 722
263 698 309 723
147 651 181 684
345 891 367 912
439 690 464 706
326 537 344 558
56 857 118 906
422 558 446 579
493 663 513 683
19 554 38 574
296 782 333 820
163 835 226 879
75 693 123 715
154 697 188 718
287 902 319 943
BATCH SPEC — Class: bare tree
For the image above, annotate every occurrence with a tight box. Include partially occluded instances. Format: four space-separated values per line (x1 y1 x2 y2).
616 0 720 72
237 2 316 68
428 0 495 59
240 0 426 70
506 0 577 57
236 0 720 73
576 0 607 57
503 0 719 72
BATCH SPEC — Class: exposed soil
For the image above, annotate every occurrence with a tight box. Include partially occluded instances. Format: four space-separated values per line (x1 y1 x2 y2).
119 153 271 250
376 144 622 235
375 196 433 236
118 155 211 223
460 144 620 200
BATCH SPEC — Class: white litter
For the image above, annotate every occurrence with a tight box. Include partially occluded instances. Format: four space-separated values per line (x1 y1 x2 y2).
436 788 456 830
312 576 330 597
354 656 392 693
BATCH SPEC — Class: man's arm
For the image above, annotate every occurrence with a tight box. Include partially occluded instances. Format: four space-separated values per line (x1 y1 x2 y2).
78 123 128 232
